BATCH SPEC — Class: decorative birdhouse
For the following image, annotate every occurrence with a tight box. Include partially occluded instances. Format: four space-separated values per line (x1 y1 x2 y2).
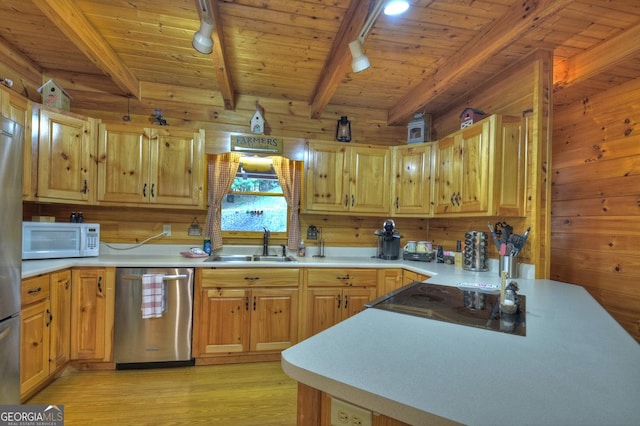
460 107 487 129
407 113 426 144
37 79 71 111
250 102 265 134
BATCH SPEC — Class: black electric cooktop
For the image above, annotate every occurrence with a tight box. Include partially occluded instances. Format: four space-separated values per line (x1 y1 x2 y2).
366 282 526 336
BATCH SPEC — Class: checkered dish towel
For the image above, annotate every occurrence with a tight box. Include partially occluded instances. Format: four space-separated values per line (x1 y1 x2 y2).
141 274 165 319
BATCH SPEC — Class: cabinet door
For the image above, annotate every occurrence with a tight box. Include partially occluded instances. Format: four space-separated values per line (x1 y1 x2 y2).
377 269 404 296
20 300 51 397
305 142 349 212
458 121 490 213
97 123 150 203
250 288 299 352
37 108 96 203
49 269 71 373
71 268 107 360
149 127 204 207
198 288 250 354
496 116 525 216
349 146 390 213
305 288 342 337
342 288 376 320
434 135 461 214
391 144 433 216
1 87 34 200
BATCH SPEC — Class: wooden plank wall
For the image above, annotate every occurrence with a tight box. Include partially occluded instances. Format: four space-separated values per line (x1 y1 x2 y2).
551 76 640 342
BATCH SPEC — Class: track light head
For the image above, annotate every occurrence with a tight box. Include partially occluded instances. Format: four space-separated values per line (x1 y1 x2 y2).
193 18 214 54
348 40 371 73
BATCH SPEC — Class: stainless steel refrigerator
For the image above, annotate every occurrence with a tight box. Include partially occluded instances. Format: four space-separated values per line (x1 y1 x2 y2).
0 115 23 403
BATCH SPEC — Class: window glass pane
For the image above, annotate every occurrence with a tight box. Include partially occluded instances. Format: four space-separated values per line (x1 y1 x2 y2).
221 194 287 232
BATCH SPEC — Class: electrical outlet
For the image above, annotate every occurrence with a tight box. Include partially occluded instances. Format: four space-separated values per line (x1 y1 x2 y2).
330 398 372 426
163 224 171 236
307 225 318 240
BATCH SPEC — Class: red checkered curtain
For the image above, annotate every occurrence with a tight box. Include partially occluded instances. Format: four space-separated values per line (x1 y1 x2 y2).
205 153 241 250
272 156 301 250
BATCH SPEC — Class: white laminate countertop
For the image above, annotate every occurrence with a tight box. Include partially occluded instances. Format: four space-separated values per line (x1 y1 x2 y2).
281 278 640 426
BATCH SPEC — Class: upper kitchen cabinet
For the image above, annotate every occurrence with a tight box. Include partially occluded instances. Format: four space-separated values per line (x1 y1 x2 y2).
35 106 98 204
0 86 33 200
434 115 525 217
304 141 390 214
97 123 205 208
391 143 435 216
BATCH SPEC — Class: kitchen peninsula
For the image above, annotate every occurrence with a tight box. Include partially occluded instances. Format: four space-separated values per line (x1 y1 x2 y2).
282 275 640 425
21 246 640 426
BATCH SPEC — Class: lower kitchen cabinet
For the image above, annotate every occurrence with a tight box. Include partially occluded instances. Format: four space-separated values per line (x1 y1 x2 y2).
70 267 115 362
377 268 404 296
402 269 430 286
20 274 51 400
48 269 71 373
303 268 377 339
195 268 300 363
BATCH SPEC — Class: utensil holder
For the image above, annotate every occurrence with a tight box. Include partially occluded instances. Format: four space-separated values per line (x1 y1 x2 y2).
499 255 518 278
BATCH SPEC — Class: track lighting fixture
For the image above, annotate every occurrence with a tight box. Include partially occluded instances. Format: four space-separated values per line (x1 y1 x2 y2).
193 0 214 54
349 0 409 73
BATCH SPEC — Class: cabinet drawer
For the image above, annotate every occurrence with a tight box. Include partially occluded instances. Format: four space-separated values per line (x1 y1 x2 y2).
21 274 50 306
306 268 377 287
201 268 299 287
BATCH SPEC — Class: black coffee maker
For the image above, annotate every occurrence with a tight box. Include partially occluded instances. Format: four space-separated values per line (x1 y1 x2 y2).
375 219 401 260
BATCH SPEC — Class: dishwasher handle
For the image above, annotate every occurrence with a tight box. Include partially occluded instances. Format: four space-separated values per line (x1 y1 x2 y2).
120 274 189 281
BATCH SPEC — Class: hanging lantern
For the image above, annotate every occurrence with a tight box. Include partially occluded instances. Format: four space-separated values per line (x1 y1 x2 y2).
336 116 352 142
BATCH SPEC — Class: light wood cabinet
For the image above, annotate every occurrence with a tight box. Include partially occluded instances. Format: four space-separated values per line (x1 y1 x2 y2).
402 269 430 286
35 106 98 203
0 86 34 200
303 268 377 338
49 269 71 373
97 123 205 208
196 268 299 359
305 142 390 214
377 268 404 296
71 268 114 361
20 274 51 399
434 115 525 217
391 143 435 216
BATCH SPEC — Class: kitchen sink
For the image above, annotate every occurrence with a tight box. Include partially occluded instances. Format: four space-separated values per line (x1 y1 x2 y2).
204 255 296 262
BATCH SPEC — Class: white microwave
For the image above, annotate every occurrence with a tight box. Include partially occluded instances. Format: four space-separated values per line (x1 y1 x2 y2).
22 222 100 260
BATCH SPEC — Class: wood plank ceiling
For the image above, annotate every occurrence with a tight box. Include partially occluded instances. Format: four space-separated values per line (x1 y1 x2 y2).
1 0 640 124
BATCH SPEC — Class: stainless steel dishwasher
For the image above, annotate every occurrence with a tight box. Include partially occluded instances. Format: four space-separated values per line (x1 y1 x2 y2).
114 267 194 369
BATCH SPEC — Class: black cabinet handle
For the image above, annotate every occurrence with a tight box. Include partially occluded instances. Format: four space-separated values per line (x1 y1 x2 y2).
253 296 257 311
81 179 88 194
245 296 249 311
344 295 349 310
97 276 103 293
151 183 155 197
143 183 147 197
337 294 341 309
27 287 42 294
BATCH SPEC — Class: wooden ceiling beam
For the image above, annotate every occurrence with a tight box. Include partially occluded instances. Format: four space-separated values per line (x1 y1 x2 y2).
554 21 640 89
0 37 42 85
308 0 371 119
31 0 141 99
387 0 572 125
202 0 235 110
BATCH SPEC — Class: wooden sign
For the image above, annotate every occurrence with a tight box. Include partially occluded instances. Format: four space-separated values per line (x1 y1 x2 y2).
231 135 283 154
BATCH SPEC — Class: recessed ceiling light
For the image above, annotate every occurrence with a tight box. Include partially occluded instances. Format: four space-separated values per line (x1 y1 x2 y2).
384 0 409 16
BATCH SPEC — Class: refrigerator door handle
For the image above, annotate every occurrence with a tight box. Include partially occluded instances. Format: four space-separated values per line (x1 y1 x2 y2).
0 324 13 342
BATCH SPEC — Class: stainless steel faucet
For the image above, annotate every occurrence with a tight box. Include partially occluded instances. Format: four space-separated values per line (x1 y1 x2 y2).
262 228 270 256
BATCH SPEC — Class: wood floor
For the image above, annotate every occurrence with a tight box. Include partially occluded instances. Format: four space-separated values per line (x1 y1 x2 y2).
27 361 298 425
